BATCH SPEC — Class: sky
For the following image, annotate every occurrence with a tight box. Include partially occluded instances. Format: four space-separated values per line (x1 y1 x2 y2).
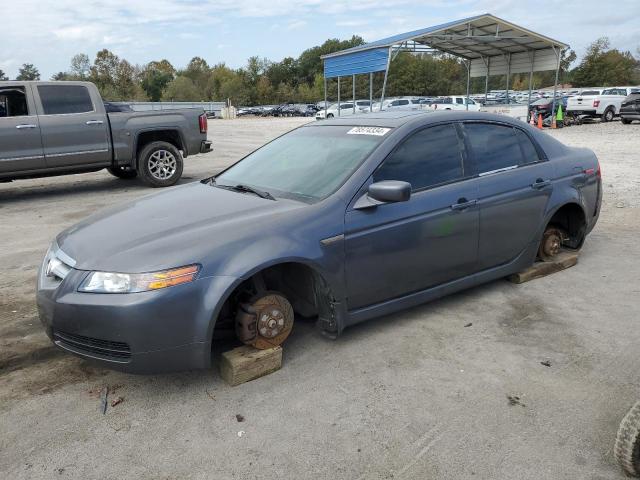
1 0 639 79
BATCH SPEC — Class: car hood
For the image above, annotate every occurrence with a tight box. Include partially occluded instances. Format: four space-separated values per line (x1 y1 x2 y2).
56 182 305 273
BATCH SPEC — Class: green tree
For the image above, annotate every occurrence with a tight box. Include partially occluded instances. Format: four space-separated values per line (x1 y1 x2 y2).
0 69 9 81
162 76 200 101
70 54 91 79
182 56 211 93
16 63 40 80
571 38 639 86
141 60 176 101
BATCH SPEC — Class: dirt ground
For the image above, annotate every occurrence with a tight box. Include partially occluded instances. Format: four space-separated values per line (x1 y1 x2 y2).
0 116 638 479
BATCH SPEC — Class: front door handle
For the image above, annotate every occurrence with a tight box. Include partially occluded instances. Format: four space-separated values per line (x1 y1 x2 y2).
531 179 551 189
86 120 104 125
16 124 37 129
451 198 477 211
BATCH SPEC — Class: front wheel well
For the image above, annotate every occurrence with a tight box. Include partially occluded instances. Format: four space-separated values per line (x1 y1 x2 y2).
212 262 337 342
547 203 587 249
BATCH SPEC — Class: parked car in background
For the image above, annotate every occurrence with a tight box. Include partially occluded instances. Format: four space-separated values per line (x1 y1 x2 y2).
37 110 601 373
566 86 640 122
0 81 211 187
527 96 569 122
620 93 640 124
428 96 481 111
315 100 370 119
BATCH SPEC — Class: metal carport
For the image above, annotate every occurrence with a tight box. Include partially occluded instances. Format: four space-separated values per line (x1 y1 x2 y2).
321 13 569 117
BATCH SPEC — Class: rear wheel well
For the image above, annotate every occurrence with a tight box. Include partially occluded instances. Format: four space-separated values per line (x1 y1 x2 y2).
547 203 587 249
136 130 183 165
212 262 337 342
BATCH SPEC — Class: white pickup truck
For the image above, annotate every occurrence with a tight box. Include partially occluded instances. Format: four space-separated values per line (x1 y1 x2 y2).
566 86 640 122
428 96 481 111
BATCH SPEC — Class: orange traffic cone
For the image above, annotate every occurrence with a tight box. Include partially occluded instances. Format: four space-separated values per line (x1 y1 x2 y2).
529 112 535 126
537 113 543 129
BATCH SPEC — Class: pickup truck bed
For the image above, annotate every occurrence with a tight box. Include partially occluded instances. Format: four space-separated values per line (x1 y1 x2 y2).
0 81 212 187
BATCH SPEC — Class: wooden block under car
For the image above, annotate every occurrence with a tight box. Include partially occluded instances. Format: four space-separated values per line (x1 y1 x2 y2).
507 251 579 284
220 345 282 386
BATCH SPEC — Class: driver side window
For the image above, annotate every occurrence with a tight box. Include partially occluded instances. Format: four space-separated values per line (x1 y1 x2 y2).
373 123 465 191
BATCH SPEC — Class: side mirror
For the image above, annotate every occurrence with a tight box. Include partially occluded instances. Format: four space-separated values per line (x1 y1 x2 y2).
354 180 411 209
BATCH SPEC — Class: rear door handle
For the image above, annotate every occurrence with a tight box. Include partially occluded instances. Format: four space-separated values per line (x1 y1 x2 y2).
86 120 104 125
531 179 551 189
451 198 477 211
16 124 37 129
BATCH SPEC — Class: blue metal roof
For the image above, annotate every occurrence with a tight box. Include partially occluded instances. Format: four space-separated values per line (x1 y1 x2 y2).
323 14 486 59
324 48 389 78
321 13 568 78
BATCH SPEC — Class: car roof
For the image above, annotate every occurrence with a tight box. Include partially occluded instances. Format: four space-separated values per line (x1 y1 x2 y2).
307 110 526 128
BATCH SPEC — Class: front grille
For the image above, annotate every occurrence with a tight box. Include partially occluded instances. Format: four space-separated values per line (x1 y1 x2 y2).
53 330 131 362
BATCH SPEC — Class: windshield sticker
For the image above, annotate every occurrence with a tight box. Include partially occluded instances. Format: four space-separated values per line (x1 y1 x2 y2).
347 127 391 136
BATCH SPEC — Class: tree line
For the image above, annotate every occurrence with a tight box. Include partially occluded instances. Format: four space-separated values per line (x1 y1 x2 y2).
1 37 638 105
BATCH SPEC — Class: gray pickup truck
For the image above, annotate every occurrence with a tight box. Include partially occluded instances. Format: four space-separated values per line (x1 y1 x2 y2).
0 81 212 187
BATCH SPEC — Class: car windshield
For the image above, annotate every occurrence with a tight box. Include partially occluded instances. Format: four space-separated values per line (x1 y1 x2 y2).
214 125 387 202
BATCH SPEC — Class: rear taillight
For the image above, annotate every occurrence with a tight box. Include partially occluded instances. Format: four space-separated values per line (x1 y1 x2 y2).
593 100 600 107
199 113 207 134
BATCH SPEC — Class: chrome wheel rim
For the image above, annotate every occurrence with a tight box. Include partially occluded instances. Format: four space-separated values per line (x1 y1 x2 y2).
148 150 177 180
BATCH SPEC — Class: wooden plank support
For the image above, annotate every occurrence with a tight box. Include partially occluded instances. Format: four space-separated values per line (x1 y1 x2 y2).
507 251 579 284
219 345 282 386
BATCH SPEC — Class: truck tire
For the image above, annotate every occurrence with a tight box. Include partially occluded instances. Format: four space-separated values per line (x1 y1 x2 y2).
138 141 183 188
602 107 615 122
106 166 137 180
614 400 640 477
621 118 632 125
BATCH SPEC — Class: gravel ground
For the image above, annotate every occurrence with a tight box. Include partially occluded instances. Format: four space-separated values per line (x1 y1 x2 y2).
0 117 639 479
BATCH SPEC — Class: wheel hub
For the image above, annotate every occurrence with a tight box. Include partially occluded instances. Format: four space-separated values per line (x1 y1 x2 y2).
236 293 294 349
258 308 286 338
538 227 564 261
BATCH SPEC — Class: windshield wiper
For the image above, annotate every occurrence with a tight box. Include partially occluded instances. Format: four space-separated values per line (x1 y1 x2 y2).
217 182 275 200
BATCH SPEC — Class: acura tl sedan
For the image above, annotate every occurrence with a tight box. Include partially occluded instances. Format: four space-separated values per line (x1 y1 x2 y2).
37 111 602 373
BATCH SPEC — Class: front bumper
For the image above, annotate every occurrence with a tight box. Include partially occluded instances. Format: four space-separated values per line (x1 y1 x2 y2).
37 265 237 374
200 140 213 154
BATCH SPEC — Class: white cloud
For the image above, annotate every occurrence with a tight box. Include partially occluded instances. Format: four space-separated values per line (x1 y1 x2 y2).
286 20 308 31
0 0 638 78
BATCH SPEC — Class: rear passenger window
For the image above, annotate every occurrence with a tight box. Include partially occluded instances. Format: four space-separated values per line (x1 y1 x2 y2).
515 129 540 164
464 123 522 175
38 85 94 115
373 124 464 191
0 87 29 117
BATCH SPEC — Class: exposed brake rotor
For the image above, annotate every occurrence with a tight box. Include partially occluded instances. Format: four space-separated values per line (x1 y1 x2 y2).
236 293 294 350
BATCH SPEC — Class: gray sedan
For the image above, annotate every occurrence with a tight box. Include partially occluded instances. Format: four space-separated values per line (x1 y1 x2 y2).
37 111 602 373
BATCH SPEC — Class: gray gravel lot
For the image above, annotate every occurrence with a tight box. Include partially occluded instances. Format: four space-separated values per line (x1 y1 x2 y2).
0 117 639 479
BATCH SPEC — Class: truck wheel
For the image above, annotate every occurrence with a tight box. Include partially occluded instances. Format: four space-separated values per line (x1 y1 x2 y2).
138 141 183 188
614 400 640 477
621 118 632 125
106 166 137 179
602 107 615 122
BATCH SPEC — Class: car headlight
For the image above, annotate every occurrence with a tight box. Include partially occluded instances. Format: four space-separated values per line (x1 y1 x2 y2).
78 264 200 293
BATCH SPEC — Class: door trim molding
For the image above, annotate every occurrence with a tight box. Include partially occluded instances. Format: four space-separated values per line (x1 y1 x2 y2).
0 154 45 162
45 149 109 158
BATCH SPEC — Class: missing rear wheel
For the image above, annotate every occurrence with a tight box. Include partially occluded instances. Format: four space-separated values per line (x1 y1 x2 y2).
538 227 565 261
